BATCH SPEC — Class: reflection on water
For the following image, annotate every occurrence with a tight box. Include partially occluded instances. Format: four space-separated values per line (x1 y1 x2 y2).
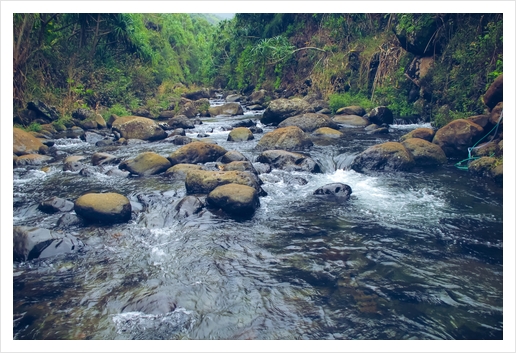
13 109 503 340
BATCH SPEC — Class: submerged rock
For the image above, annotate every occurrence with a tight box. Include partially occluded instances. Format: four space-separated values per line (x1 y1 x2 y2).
74 192 132 224
13 226 83 262
207 183 260 219
175 195 204 218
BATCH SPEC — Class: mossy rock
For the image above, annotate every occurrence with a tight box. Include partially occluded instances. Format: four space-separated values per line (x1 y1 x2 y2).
207 183 260 219
261 98 313 125
74 192 131 224
312 127 343 138
401 138 447 167
255 126 313 151
333 115 370 127
432 119 484 159
13 127 44 156
351 142 415 172
336 106 366 116
400 127 435 142
208 103 243 117
112 116 167 141
164 164 203 180
185 170 263 195
168 141 227 165
119 152 171 176
278 113 339 133
228 127 254 142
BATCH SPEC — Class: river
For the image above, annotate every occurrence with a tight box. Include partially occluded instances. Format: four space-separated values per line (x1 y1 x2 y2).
12 101 503 340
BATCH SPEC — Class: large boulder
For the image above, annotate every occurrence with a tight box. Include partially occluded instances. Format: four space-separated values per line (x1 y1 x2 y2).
483 74 503 110
333 115 370 127
255 126 313 151
432 119 484 158
219 161 258 176
256 150 321 173
313 183 352 200
185 170 263 195
207 184 260 219
164 164 203 180
226 94 243 103
467 115 491 129
227 127 254 142
367 106 393 125
208 103 243 117
74 192 132 223
112 116 167 141
119 152 171 176
401 138 447 167
14 154 52 167
350 142 415 172
261 98 313 125
167 115 195 129
336 106 366 116
13 128 44 156
13 226 83 262
183 89 210 101
400 127 435 142
27 100 60 122
489 102 503 129
278 113 339 132
167 142 227 165
177 101 199 118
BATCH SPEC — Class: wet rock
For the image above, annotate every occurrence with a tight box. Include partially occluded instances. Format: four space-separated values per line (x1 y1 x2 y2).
219 150 249 163
164 164 203 180
177 100 199 118
79 167 97 177
278 113 338 133
366 127 389 135
483 74 503 110
208 102 243 117
167 115 195 129
74 192 132 224
333 114 370 127
471 140 500 158
314 183 352 200
13 127 44 156
196 133 210 138
400 127 435 142
249 89 267 105
63 156 86 172
401 138 447 167
112 116 167 141
56 213 83 228
256 150 321 173
183 89 210 101
27 100 60 122
166 135 192 145
14 154 52 167
367 106 393 125
157 110 175 120
468 157 498 178
283 175 308 185
432 119 484 159
350 142 415 172
252 162 271 174
96 138 115 147
80 131 104 144
119 152 171 176
13 226 83 262
38 197 74 213
92 152 120 166
207 184 260 219
312 127 343 138
226 94 243 102
175 196 204 218
232 119 256 128
336 106 366 116
249 126 263 134
185 170 264 195
261 98 313 125
219 161 259 177
255 126 313 151
168 142 227 165
132 108 153 118
170 128 186 136
72 108 95 121
228 127 254 142
105 168 130 177
54 126 85 139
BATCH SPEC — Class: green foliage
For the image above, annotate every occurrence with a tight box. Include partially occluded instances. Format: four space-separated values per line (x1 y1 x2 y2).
27 122 42 132
329 92 374 113
100 103 131 121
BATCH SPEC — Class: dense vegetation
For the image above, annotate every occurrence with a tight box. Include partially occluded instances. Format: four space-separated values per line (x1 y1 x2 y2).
13 13 502 128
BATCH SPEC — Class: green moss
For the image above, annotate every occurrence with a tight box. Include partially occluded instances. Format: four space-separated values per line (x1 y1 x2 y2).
329 92 374 113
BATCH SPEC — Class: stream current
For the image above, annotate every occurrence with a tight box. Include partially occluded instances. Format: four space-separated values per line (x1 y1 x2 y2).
12 102 503 340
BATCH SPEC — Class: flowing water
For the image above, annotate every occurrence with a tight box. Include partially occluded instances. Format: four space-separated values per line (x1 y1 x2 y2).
12 104 503 340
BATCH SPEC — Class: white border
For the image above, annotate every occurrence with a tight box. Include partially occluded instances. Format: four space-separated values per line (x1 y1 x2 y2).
2 2 514 352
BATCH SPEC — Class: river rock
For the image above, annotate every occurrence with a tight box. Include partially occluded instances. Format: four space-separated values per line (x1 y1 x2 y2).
483 74 503 110
219 161 259 176
489 102 503 129
278 113 338 133
177 100 199 118
336 106 366 116
167 115 195 129
249 89 267 105
261 98 313 125
167 136 192 145
248 104 263 111
313 183 352 200
56 213 83 228
219 150 249 163
74 192 132 223
249 126 263 134
256 150 321 173
27 100 60 122
112 116 167 141
401 138 447 167
158 110 175 119
400 127 435 142
80 131 104 144
432 119 484 158
164 164 203 180
175 195 204 218
14 154 52 167
13 127 45 156
226 94 243 103
255 126 313 151
333 114 370 127
208 102 243 117
183 88 210 101
13 226 83 262
228 127 254 142
232 119 256 128
63 155 86 171
467 115 491 129
350 142 415 172
185 170 263 195
368 106 393 125
312 127 343 138
119 152 171 176
91 152 120 166
168 142 227 165
207 184 260 219
38 196 74 213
